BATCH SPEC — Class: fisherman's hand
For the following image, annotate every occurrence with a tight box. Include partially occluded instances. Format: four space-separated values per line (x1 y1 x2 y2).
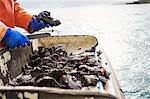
1 28 31 48
28 11 61 33
28 16 50 33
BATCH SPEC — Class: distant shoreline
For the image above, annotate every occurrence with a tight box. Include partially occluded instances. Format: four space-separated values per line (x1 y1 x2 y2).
126 1 150 4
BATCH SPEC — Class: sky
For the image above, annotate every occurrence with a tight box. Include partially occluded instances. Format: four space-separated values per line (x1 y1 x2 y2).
17 0 137 3
17 0 137 9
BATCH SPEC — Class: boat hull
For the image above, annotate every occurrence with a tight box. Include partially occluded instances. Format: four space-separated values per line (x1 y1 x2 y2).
0 35 124 99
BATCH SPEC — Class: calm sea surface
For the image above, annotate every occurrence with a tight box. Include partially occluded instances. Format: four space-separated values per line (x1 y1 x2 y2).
19 1 150 98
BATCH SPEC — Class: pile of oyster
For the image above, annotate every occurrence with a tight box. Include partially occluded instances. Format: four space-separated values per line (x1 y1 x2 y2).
9 45 110 90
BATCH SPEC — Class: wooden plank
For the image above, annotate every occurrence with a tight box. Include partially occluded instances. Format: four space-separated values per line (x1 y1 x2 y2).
0 46 32 85
0 86 117 99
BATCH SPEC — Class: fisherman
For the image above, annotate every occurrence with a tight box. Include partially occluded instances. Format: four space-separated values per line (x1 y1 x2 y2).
0 0 53 48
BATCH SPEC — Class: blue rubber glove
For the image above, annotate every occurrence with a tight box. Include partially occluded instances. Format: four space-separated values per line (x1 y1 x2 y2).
30 16 50 32
1 28 31 48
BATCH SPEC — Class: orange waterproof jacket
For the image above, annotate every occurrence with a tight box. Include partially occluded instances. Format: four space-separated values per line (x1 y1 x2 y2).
0 0 32 41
